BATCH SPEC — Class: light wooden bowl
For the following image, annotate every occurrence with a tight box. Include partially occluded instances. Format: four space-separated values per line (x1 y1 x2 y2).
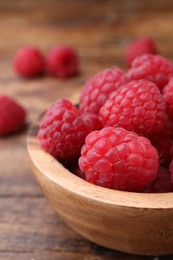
27 120 173 256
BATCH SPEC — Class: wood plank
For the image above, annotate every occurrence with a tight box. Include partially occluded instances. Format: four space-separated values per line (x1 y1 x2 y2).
0 252 154 260
0 197 127 259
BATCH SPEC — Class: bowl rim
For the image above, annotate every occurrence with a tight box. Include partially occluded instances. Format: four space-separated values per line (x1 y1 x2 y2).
27 120 173 210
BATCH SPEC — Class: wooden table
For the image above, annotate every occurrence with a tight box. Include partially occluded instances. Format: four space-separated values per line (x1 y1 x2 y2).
1 1 173 259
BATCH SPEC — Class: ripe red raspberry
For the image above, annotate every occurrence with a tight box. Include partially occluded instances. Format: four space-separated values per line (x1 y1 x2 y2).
163 77 173 118
150 130 173 167
166 117 173 139
124 37 157 67
0 95 26 135
73 165 86 180
169 160 173 186
126 54 173 91
99 79 167 138
46 46 79 78
79 127 159 192
13 46 45 77
79 68 128 114
143 167 173 193
38 99 101 160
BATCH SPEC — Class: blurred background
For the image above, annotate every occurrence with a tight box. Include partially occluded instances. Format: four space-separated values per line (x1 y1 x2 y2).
1 0 173 58
1 0 173 121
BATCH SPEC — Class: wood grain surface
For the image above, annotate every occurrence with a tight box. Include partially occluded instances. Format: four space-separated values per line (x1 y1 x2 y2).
1 0 173 259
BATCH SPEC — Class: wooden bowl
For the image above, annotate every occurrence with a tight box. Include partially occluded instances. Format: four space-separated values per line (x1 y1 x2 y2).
27 120 173 256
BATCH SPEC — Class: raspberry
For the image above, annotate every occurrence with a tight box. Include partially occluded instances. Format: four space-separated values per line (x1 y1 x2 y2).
0 95 26 135
126 54 173 91
150 130 173 167
79 127 159 192
79 68 128 114
79 112 102 133
99 79 167 137
46 46 79 78
38 99 101 160
164 115 173 138
124 37 157 67
143 167 173 193
73 165 86 180
169 160 173 186
163 77 173 118
13 46 45 77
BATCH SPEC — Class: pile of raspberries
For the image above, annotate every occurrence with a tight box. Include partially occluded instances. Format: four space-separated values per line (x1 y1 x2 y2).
38 38 173 193
4 37 173 193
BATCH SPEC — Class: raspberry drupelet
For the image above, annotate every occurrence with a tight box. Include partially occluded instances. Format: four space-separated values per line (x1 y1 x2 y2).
99 79 167 138
126 54 173 91
79 68 129 114
124 37 157 67
13 46 45 77
79 127 159 192
0 94 26 135
38 99 101 160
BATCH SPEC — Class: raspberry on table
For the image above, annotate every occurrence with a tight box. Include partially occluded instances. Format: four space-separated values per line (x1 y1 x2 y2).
46 46 79 78
143 167 173 193
124 37 157 67
163 77 173 118
79 68 129 114
126 54 173 91
13 46 45 77
0 94 26 135
79 126 159 192
38 99 101 160
99 79 167 138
